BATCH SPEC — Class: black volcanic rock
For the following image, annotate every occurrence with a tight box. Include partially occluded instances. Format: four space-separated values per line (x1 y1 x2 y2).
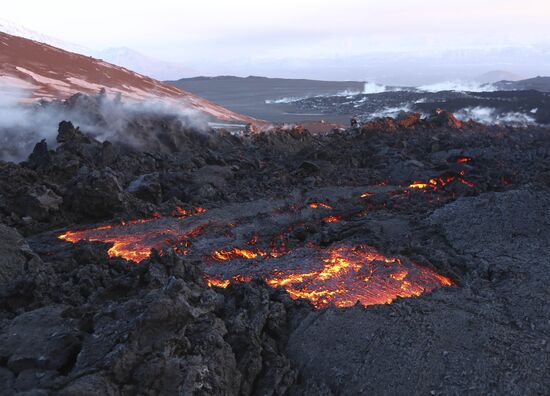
0 306 81 374
28 140 52 170
127 172 162 204
15 185 62 221
425 108 463 128
0 225 42 290
65 169 124 219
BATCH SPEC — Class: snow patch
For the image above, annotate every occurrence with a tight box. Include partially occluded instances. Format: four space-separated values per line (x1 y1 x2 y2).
15 67 71 88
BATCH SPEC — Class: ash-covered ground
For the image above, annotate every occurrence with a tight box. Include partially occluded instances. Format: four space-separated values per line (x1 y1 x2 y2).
1 93 549 395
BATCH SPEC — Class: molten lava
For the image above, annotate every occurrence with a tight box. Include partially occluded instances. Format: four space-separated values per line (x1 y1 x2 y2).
173 207 206 218
454 156 472 163
58 208 207 262
308 202 333 209
58 202 453 309
212 248 267 261
206 245 452 309
407 174 475 191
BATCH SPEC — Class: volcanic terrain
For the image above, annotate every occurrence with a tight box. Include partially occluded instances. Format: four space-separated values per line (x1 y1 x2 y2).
0 87 549 394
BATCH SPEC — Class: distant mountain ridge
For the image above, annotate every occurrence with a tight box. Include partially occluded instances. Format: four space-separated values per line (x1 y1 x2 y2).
0 19 196 80
475 70 524 84
494 76 550 92
0 31 256 124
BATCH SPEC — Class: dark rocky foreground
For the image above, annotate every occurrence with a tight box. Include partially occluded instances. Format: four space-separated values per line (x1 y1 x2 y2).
0 96 549 395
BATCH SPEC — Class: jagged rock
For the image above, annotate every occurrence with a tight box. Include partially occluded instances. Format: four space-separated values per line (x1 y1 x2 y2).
27 140 52 169
192 165 233 190
0 225 42 289
15 185 62 221
253 126 314 155
127 172 162 204
297 161 321 176
426 108 463 129
58 374 119 396
361 117 398 131
0 305 81 374
99 141 118 167
397 112 422 128
65 169 124 218
56 121 92 145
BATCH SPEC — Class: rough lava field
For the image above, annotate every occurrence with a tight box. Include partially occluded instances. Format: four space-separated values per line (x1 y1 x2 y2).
0 90 549 395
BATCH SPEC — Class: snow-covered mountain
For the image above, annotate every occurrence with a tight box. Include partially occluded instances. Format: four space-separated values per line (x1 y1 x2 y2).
0 31 255 124
0 19 196 80
0 17 91 55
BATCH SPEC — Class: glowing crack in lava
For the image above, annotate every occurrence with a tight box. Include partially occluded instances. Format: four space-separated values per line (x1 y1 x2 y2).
205 245 453 309
308 202 333 209
58 208 206 262
408 174 475 191
211 247 285 261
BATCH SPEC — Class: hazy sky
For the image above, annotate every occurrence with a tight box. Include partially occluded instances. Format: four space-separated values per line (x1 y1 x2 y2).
4 1 550 82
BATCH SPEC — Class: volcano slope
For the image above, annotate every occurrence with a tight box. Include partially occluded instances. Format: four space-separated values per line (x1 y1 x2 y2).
0 99 549 395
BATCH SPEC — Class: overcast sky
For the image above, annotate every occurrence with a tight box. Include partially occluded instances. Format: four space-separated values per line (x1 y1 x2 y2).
4 1 550 82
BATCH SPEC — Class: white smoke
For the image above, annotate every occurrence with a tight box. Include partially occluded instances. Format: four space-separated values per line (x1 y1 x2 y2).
0 89 61 162
417 80 497 93
363 82 387 94
363 105 413 120
0 90 210 162
454 106 536 125
265 96 305 104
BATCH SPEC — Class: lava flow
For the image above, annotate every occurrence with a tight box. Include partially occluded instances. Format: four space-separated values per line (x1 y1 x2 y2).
58 204 453 309
204 245 453 309
407 173 475 191
59 207 207 261
212 248 267 261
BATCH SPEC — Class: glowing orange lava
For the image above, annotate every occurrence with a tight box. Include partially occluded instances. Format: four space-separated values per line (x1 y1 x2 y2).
58 208 207 262
207 245 453 309
173 207 206 217
59 227 155 262
58 204 453 309
455 156 472 163
322 215 341 223
308 202 333 209
407 175 475 191
212 248 267 261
